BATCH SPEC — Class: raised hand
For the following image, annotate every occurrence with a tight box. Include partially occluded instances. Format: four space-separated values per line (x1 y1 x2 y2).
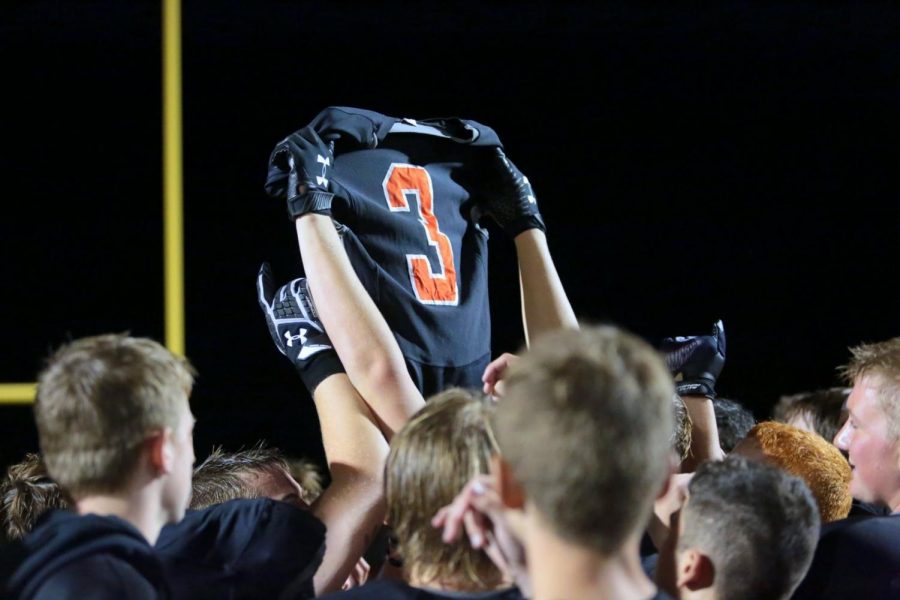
265 126 336 220
431 474 530 595
481 353 519 398
660 320 726 398
474 148 546 238
256 262 343 392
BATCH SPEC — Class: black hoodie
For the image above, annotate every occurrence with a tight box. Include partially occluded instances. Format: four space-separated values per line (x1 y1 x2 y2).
1 510 168 599
1 499 325 600
156 498 326 600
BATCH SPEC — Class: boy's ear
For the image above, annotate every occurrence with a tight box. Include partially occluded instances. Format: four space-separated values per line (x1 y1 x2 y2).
145 429 174 475
491 454 525 510
678 548 715 591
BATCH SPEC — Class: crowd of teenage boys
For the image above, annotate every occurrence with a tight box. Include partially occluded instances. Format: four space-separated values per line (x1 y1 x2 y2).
1 117 899 600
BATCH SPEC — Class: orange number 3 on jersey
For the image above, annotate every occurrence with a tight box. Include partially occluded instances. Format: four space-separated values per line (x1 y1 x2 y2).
382 164 459 305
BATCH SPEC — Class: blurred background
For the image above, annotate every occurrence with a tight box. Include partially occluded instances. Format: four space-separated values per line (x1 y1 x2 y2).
2 0 898 470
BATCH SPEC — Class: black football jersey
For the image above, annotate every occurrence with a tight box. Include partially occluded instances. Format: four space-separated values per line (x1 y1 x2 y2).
304 107 502 395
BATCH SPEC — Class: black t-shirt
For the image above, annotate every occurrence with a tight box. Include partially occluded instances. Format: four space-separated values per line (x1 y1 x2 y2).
791 513 900 598
321 580 525 600
303 107 504 396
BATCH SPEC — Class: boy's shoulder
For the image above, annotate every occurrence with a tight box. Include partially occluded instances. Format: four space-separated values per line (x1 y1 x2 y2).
4 511 166 600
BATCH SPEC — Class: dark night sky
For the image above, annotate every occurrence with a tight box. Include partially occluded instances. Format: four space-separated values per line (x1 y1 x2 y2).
2 1 898 470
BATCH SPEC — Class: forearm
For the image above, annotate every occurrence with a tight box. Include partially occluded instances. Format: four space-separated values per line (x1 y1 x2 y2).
514 229 578 347
648 472 692 550
295 214 424 437
680 395 726 471
311 374 389 595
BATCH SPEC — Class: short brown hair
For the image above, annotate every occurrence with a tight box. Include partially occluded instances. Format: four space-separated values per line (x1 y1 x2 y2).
680 456 819 600
773 387 849 443
34 334 195 498
1 454 70 541
841 337 900 438
386 388 501 589
190 443 292 509
744 421 852 522
494 326 674 556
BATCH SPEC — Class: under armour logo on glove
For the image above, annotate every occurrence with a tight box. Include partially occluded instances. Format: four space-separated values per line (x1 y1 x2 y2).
264 126 336 220
316 154 330 187
284 328 307 348
257 262 346 394
523 178 536 204
283 327 330 360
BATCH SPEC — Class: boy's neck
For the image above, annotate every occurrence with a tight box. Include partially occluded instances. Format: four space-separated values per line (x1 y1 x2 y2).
525 514 657 600
77 490 168 546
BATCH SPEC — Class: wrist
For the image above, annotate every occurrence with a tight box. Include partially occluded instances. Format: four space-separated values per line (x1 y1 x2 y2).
675 376 716 399
287 190 333 221
505 215 546 239
512 227 546 246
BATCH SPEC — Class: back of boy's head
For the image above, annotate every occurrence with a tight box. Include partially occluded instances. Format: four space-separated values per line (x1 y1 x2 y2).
679 455 819 600
494 326 674 556
386 388 501 588
713 397 756 452
740 421 852 522
1 454 70 541
190 443 296 509
34 334 195 498
773 387 849 443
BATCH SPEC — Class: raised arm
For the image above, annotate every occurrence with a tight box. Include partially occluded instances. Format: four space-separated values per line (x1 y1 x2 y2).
257 270 388 595
514 229 579 346
475 148 578 347
266 126 424 438
308 373 387 594
295 214 424 437
661 320 728 470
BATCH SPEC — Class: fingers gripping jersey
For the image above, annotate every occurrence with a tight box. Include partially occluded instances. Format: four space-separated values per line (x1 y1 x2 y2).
303 107 501 395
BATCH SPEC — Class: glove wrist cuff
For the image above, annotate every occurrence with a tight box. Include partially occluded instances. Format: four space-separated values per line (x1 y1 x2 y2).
675 381 717 399
287 191 333 220
505 214 546 238
295 351 345 395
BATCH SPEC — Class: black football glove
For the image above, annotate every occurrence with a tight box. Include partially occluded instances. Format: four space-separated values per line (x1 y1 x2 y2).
256 262 344 392
265 126 335 221
660 320 726 399
473 148 546 238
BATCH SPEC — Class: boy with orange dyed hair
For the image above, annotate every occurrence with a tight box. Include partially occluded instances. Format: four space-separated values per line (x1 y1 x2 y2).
732 421 852 522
